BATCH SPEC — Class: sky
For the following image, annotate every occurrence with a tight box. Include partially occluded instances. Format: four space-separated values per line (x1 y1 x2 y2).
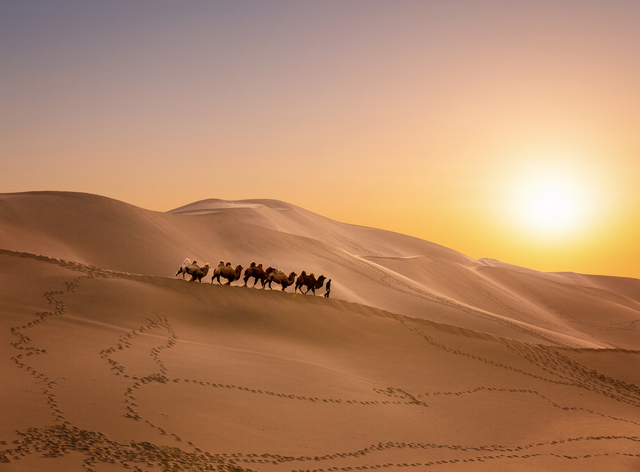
1 1 639 278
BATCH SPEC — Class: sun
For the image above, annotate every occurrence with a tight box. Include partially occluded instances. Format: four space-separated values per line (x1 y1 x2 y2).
521 180 578 229
509 167 591 238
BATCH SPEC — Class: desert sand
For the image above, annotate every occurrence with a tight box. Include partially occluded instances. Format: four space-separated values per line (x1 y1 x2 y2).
1 191 639 471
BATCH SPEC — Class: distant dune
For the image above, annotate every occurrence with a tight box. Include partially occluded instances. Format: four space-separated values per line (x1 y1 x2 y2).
1 191 639 471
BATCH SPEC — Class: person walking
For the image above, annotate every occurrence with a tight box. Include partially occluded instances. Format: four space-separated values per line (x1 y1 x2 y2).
324 279 332 298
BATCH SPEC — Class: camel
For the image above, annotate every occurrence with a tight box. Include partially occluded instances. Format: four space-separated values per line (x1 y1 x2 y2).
265 270 297 291
212 261 243 285
189 263 211 283
294 270 309 293
243 262 277 288
309 274 326 295
175 258 200 279
295 271 326 295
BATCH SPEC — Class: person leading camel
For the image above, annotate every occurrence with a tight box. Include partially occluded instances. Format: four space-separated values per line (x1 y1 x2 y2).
324 279 331 298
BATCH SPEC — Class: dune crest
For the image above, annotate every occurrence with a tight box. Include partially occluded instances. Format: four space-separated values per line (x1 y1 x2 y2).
1 191 638 349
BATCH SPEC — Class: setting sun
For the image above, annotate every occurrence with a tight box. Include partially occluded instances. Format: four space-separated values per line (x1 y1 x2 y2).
517 176 585 234
504 157 599 240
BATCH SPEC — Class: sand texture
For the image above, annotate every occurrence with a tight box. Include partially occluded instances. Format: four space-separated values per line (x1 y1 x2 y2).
1 191 639 471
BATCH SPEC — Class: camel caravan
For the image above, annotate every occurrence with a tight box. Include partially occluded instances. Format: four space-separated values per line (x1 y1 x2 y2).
175 259 332 297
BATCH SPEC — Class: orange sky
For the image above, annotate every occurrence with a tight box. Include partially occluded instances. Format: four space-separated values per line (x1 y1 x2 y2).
1 1 639 278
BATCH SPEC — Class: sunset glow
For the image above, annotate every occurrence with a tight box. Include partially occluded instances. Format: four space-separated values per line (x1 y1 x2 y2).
1 1 639 278
521 182 580 232
510 165 592 238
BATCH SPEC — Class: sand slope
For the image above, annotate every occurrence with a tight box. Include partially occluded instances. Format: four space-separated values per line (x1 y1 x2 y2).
1 191 640 471
1 251 640 471
1 191 639 349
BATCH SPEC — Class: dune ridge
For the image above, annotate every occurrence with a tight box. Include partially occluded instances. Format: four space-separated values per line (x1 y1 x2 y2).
1 191 639 349
1 191 640 470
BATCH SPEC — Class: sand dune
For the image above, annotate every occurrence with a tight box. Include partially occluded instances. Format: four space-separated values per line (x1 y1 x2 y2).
1 191 640 470
2 191 639 349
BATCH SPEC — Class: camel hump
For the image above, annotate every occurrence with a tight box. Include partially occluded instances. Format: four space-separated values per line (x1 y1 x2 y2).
250 261 256 267
257 263 263 268
218 260 225 266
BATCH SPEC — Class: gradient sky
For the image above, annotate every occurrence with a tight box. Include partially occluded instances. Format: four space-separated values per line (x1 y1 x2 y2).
2 1 639 278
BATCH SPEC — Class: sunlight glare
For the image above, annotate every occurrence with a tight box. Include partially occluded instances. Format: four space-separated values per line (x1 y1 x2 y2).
508 160 595 239
522 180 578 229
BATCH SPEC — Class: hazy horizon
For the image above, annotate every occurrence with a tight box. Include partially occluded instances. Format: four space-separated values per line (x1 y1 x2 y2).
2 1 639 278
